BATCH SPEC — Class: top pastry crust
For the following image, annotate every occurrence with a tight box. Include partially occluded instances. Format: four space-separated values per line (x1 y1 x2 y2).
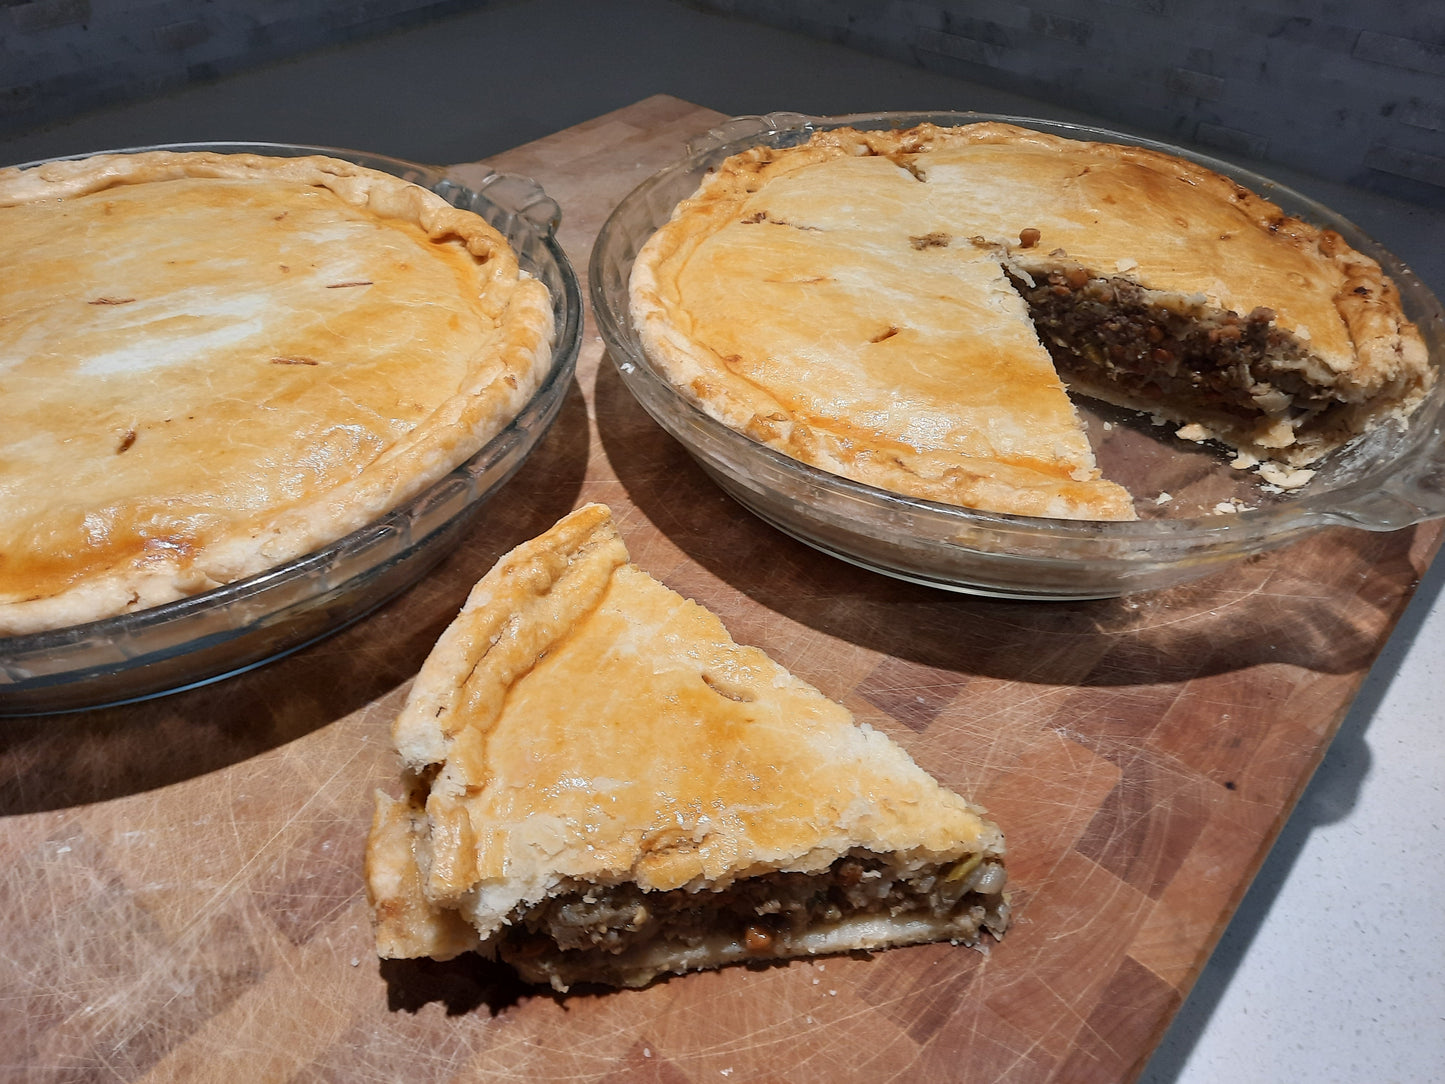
0 150 555 635
368 503 1002 963
629 122 1430 519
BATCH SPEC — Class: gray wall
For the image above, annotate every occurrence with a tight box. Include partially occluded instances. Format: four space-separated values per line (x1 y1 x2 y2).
0 0 477 139
690 0 1445 208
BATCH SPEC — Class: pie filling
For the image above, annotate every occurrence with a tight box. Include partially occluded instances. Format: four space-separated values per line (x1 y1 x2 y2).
1005 265 1349 454
494 849 1009 987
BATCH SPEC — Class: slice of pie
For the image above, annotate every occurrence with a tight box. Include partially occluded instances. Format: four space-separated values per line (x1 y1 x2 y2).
365 503 1008 990
0 150 555 635
629 122 1431 520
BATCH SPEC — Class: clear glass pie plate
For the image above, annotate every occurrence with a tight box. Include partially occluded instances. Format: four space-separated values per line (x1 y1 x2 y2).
0 142 583 715
591 111 1445 600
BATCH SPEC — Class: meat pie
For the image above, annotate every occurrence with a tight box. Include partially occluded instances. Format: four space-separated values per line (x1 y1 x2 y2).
0 150 554 634
365 504 1007 990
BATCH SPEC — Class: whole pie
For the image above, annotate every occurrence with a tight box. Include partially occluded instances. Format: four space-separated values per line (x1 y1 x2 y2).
367 503 1008 989
629 122 1431 520
0 150 555 635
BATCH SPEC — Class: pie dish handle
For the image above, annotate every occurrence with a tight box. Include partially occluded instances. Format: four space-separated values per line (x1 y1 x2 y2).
684 112 817 159
1329 428 1445 531
433 170 562 236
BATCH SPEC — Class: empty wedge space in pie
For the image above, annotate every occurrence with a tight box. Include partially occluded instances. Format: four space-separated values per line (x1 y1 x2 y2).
0 150 555 635
628 122 1431 521
365 503 1008 991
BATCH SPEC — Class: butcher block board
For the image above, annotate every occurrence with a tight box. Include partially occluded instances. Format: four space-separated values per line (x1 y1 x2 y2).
2 95 1441 1083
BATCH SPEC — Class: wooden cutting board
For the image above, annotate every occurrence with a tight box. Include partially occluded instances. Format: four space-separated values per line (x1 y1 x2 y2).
2 95 1439 1083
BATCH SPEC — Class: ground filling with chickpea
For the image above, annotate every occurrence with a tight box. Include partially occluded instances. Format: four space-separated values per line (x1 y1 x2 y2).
495 848 1010 986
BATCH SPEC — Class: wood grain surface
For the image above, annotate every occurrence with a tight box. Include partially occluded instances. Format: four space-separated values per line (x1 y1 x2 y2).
3 95 1440 1084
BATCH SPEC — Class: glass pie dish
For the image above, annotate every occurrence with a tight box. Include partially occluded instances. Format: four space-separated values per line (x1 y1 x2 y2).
591 111 1445 600
0 142 583 716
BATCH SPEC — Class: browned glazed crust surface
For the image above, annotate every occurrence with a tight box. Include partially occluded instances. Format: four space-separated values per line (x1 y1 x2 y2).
0 150 554 634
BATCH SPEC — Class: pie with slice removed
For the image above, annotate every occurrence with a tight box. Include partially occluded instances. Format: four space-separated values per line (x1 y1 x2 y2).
0 150 554 635
628 122 1431 520
365 503 1008 990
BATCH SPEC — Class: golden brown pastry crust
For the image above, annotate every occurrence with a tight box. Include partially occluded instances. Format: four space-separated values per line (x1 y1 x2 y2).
629 122 1430 515
366 503 1004 972
0 150 554 635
